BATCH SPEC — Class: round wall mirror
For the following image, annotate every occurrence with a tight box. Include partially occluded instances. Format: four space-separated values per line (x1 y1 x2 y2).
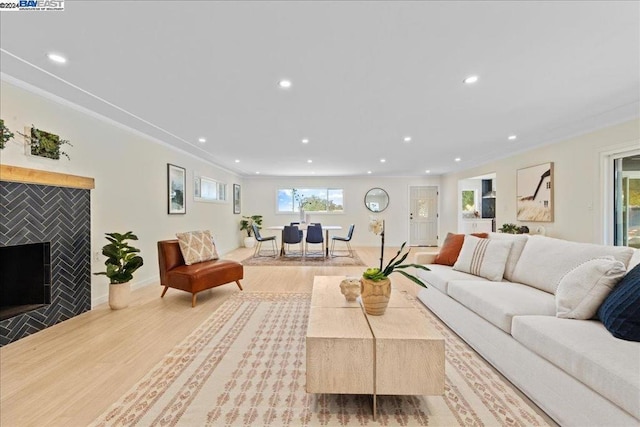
364 188 389 212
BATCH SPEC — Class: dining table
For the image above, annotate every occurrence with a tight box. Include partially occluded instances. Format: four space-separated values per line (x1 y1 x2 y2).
265 224 342 257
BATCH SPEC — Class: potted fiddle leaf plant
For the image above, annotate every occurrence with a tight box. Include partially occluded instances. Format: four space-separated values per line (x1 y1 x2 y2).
239 215 263 248
94 231 144 310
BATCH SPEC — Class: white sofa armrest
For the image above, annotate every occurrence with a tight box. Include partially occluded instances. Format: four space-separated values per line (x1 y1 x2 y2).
414 252 437 265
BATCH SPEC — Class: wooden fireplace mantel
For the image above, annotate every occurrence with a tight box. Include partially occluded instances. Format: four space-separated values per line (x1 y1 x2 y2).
0 165 95 190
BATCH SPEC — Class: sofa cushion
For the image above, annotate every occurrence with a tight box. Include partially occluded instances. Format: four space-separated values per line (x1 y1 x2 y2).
447 281 556 333
417 264 487 293
511 235 635 294
488 232 529 281
453 235 512 281
555 257 626 320
598 263 640 342
176 230 219 265
512 316 640 420
433 232 488 266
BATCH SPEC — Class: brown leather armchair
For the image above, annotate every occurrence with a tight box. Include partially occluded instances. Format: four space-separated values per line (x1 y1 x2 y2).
157 240 243 307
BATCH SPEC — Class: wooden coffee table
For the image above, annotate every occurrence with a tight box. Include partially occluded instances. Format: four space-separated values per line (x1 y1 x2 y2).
306 276 445 418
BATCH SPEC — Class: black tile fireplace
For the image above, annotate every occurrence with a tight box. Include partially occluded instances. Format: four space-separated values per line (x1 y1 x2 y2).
0 173 92 346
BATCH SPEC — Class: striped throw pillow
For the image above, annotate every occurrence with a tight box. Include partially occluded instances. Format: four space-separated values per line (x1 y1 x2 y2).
453 235 512 281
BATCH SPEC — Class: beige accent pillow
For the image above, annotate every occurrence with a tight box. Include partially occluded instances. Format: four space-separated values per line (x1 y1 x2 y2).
488 232 529 281
176 230 219 265
453 235 512 281
555 257 626 319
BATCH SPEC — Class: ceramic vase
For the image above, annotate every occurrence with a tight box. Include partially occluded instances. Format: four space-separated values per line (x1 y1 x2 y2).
109 282 130 310
360 277 391 315
244 236 256 248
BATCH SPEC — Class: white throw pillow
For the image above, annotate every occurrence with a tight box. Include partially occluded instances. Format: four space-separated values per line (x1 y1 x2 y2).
453 235 512 281
488 233 529 281
176 230 219 265
555 257 626 319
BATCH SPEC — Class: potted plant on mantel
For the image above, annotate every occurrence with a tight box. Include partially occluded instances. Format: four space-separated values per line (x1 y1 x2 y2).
239 215 263 248
94 231 144 310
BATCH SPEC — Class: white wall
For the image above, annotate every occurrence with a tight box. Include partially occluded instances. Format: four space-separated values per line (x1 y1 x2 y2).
440 119 640 244
242 175 441 247
0 81 244 305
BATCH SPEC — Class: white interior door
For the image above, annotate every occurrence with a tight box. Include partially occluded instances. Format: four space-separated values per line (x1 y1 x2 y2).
409 186 438 246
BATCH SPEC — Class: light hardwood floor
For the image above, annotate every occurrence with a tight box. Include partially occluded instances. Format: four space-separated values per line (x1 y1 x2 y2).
1 246 554 427
1 246 419 426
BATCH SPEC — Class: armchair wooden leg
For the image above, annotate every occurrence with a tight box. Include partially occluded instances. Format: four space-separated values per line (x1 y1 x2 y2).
161 285 169 298
192 293 197 307
236 280 243 291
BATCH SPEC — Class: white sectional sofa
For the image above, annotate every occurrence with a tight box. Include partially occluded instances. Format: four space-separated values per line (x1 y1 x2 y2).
415 233 640 427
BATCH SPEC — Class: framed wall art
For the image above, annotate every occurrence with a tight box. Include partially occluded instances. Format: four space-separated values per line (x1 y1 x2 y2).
516 162 554 222
167 164 186 214
233 184 241 214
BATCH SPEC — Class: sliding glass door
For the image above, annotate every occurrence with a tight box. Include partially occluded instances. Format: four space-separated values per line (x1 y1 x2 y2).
613 152 640 248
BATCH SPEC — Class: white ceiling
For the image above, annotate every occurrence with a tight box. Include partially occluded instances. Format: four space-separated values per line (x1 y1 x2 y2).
1 1 639 177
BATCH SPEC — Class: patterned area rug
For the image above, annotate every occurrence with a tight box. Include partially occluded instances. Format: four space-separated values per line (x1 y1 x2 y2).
241 252 365 267
90 292 551 427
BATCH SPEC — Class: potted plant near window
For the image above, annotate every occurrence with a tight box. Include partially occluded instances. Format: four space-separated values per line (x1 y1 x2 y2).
94 231 144 310
239 215 263 248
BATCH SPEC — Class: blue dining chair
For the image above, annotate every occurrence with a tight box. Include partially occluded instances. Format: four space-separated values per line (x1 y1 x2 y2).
251 224 278 258
283 225 303 256
331 224 355 257
305 223 325 257
290 222 304 240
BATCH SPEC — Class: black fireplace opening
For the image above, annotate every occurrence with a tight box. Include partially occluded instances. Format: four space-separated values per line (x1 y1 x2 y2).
0 242 52 321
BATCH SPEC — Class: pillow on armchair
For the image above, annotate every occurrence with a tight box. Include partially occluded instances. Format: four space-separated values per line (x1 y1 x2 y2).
176 230 219 265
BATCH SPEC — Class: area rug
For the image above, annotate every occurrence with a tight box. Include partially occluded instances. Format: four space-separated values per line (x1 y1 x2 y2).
90 292 551 427
241 252 365 267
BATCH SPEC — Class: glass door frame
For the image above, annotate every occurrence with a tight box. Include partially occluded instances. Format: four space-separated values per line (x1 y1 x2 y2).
601 145 640 246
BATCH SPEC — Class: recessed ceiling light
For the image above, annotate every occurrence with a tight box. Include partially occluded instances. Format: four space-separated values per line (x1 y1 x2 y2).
198 137 206 143
455 157 461 162
235 159 240 163
47 53 67 64
367 171 372 174
301 138 309 144
508 135 517 141
403 136 412 142
307 159 312 163
256 171 260 174
278 79 292 89
425 170 431 174
380 158 386 163
463 75 479 84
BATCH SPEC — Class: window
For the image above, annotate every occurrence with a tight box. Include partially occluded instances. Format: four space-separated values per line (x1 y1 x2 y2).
277 188 344 213
194 175 227 202
461 190 476 218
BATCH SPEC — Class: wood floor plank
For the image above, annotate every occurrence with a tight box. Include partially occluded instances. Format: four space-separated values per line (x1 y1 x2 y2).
1 246 402 427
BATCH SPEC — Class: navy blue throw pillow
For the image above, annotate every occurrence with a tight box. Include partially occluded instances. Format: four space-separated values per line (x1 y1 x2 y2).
597 262 640 342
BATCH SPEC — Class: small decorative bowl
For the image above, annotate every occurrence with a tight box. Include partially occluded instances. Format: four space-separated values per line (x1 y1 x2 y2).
340 277 361 301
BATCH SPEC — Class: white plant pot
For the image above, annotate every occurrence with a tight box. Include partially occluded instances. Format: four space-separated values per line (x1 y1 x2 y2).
109 282 130 310
244 236 256 248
